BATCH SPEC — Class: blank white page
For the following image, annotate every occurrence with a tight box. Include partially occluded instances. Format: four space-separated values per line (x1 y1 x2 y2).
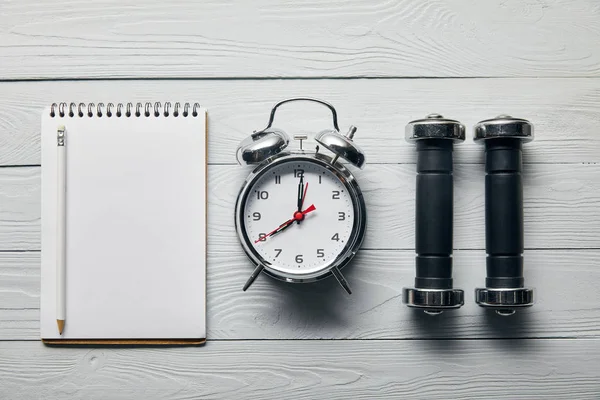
40 106 206 340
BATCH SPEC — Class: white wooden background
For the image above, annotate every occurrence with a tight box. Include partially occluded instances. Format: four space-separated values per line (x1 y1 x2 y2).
1 0 600 398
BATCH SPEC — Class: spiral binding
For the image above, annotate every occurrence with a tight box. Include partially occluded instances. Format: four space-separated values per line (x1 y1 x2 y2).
49 102 202 118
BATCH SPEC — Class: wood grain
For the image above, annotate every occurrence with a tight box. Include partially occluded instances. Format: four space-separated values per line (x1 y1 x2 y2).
2 79 600 166
1 163 599 251
2 249 600 341
0 340 599 399
0 167 39 250
0 0 599 80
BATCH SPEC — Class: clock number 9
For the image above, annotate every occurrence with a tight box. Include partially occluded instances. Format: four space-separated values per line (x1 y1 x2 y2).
252 212 261 221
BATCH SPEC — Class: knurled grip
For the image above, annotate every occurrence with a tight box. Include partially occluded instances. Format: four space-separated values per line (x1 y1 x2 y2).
415 139 454 289
485 138 525 289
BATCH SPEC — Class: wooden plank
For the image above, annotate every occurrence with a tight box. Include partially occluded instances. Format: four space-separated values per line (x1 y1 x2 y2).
0 0 599 79
0 309 38 340
2 249 599 340
0 167 39 250
0 340 598 399
1 163 600 251
1 78 600 166
0 251 38 309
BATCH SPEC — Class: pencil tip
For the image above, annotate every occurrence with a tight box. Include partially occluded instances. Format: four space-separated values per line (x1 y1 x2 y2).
57 320 65 334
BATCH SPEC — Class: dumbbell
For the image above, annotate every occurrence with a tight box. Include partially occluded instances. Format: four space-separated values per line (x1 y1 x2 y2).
402 114 465 315
474 115 535 316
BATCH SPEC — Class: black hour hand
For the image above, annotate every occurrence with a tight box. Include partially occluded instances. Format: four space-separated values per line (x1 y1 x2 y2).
297 174 304 212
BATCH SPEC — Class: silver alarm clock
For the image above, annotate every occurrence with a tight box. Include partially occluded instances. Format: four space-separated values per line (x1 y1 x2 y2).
234 98 367 294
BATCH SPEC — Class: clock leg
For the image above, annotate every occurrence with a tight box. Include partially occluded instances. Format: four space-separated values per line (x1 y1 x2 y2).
332 267 352 295
243 265 265 291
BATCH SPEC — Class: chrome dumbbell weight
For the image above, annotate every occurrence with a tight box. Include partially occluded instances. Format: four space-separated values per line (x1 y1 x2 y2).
402 114 465 315
474 115 535 316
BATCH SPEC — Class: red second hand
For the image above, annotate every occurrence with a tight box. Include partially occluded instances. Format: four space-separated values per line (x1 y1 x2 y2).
301 182 309 208
254 204 316 244
301 204 316 215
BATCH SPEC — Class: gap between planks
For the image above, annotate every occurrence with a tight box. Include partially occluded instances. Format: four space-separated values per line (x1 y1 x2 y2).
1 162 599 168
5 76 600 83
0 337 592 342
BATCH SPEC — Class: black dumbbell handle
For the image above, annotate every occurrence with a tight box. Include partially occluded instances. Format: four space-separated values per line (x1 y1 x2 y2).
415 139 454 290
485 138 524 289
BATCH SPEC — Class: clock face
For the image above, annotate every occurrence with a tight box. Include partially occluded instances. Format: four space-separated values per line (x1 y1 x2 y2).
239 157 357 277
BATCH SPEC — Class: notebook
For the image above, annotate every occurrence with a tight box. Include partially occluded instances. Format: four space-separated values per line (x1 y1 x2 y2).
40 102 207 344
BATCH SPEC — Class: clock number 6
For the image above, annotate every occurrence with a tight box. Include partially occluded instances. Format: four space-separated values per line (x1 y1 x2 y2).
295 254 304 264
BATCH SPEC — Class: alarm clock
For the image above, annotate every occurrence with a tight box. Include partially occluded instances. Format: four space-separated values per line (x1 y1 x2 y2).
235 98 367 294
